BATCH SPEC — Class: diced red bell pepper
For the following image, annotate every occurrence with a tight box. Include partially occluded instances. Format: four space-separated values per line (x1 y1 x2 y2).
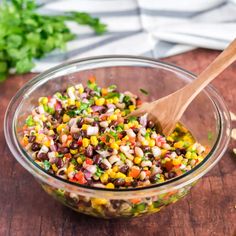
75 171 87 184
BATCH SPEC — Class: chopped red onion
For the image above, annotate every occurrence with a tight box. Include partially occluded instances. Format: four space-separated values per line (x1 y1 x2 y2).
91 105 105 112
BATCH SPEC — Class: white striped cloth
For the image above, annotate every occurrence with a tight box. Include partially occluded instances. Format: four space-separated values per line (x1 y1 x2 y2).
33 0 236 72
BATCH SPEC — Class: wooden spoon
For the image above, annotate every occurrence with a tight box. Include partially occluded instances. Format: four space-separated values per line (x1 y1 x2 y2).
129 39 236 136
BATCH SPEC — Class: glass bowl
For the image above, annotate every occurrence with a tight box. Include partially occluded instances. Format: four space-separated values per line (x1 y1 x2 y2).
4 56 231 218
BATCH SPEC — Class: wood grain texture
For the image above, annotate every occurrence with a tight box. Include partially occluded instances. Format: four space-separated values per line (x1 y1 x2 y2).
0 49 235 236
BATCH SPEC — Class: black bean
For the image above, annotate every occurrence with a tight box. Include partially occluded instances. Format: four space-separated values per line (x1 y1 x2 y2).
133 128 139 134
181 149 186 155
107 148 113 153
28 135 36 143
99 162 109 170
70 141 79 150
168 172 176 179
94 144 102 151
91 121 99 127
149 175 158 183
31 142 41 151
68 105 77 110
147 153 154 159
80 130 88 138
120 131 127 137
110 120 118 126
58 169 65 176
175 148 182 156
85 145 93 157
124 118 129 124
99 127 106 133
72 133 80 140
89 90 98 96
119 165 129 174
37 152 48 161
147 120 155 129
131 180 138 187
77 118 84 128
84 87 91 93
57 158 63 168
142 146 151 152
54 111 63 121
114 178 125 187
93 154 102 165
58 147 69 154
111 200 122 209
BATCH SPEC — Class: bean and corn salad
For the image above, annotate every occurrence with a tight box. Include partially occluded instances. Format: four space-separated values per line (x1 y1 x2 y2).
22 77 206 189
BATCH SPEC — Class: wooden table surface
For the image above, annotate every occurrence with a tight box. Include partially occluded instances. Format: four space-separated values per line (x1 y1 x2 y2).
0 49 235 236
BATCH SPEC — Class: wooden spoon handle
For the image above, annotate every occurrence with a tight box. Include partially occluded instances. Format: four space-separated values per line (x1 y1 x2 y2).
179 38 236 105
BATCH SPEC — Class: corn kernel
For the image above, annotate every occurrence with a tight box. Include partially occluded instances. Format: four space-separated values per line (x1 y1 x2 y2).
87 107 93 113
134 157 142 165
192 152 198 159
100 173 109 183
115 172 126 179
122 135 129 141
82 124 89 130
43 140 51 147
70 149 78 155
125 176 133 182
123 124 129 130
141 140 149 146
75 101 81 108
161 149 167 156
35 125 40 132
68 98 75 106
77 157 83 165
63 114 70 123
109 171 116 178
52 164 58 172
91 136 98 146
78 87 84 94
111 142 119 150
121 111 126 116
106 98 114 104
149 140 155 147
57 124 66 133
113 97 119 104
173 158 181 165
112 166 119 172
114 109 121 115
36 134 45 143
167 136 174 142
48 130 55 136
82 138 90 147
174 141 184 149
129 105 135 111
91 198 108 206
67 164 75 174
106 183 115 189
185 151 192 159
95 98 105 106
101 88 108 96
41 115 47 122
39 97 48 105
109 114 117 121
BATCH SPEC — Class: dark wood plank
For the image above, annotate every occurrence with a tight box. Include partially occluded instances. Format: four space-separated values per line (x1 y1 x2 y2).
0 49 235 236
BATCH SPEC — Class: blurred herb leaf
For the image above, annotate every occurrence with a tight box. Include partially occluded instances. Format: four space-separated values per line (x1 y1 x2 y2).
0 0 107 81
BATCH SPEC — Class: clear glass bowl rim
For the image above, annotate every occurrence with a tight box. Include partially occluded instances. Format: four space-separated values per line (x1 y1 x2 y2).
4 55 231 198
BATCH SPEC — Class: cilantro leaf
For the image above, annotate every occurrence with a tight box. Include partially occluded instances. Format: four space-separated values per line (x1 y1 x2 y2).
0 0 107 81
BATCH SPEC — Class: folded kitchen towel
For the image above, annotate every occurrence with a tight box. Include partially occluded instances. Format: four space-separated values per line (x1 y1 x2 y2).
33 0 236 72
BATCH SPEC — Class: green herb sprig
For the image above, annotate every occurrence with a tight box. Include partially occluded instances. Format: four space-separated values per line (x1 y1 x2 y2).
0 0 107 81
